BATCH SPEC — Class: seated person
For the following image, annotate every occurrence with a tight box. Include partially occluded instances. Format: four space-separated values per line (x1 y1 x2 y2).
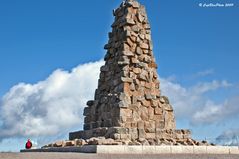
25 139 32 149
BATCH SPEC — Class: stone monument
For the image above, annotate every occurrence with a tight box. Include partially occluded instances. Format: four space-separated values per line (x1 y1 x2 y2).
69 0 193 145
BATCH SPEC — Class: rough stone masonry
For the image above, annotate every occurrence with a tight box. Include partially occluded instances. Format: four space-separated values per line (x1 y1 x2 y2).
67 0 201 146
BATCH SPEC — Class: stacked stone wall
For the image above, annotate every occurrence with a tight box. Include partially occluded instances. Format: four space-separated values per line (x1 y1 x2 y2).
70 0 192 145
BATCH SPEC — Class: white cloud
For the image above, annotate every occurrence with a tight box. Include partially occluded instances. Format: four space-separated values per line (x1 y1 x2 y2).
195 69 214 77
160 77 195 118
0 60 104 141
190 80 232 95
160 77 235 125
192 97 239 125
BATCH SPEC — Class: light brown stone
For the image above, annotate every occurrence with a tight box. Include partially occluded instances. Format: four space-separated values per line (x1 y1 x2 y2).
140 43 149 49
154 108 163 115
136 46 143 55
137 13 145 22
141 100 151 107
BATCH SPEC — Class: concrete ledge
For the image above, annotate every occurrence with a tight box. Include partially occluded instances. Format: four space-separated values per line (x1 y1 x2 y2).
207 146 229 154
171 146 194 154
229 147 239 154
96 145 125 154
155 146 171 154
181 146 194 154
126 146 143 154
193 146 207 154
21 145 239 154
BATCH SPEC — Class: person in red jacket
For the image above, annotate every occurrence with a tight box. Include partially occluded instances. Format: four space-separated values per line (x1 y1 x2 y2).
25 139 32 149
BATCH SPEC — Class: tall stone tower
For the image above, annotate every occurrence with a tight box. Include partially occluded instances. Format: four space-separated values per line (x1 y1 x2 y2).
70 0 191 144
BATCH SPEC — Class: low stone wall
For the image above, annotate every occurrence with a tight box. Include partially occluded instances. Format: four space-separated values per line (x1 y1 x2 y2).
21 145 239 154
69 127 192 145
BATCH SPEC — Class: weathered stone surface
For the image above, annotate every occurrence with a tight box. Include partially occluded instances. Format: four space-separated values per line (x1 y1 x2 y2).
67 0 200 147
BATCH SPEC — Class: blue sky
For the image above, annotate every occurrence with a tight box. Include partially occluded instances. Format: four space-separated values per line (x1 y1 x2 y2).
0 0 239 152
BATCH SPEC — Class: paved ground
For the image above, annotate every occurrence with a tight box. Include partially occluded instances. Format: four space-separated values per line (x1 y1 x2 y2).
0 153 238 159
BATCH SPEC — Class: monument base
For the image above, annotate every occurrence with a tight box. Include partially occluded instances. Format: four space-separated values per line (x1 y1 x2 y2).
69 127 192 145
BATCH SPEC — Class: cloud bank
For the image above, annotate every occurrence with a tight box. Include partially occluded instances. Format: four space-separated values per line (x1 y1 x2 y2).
0 60 104 140
160 78 234 123
192 97 239 125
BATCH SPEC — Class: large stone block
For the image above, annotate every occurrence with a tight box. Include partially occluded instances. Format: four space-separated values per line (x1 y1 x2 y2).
129 128 138 140
145 133 156 139
138 129 146 139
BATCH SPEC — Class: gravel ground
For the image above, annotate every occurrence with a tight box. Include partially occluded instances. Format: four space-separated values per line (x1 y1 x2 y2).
0 153 238 159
